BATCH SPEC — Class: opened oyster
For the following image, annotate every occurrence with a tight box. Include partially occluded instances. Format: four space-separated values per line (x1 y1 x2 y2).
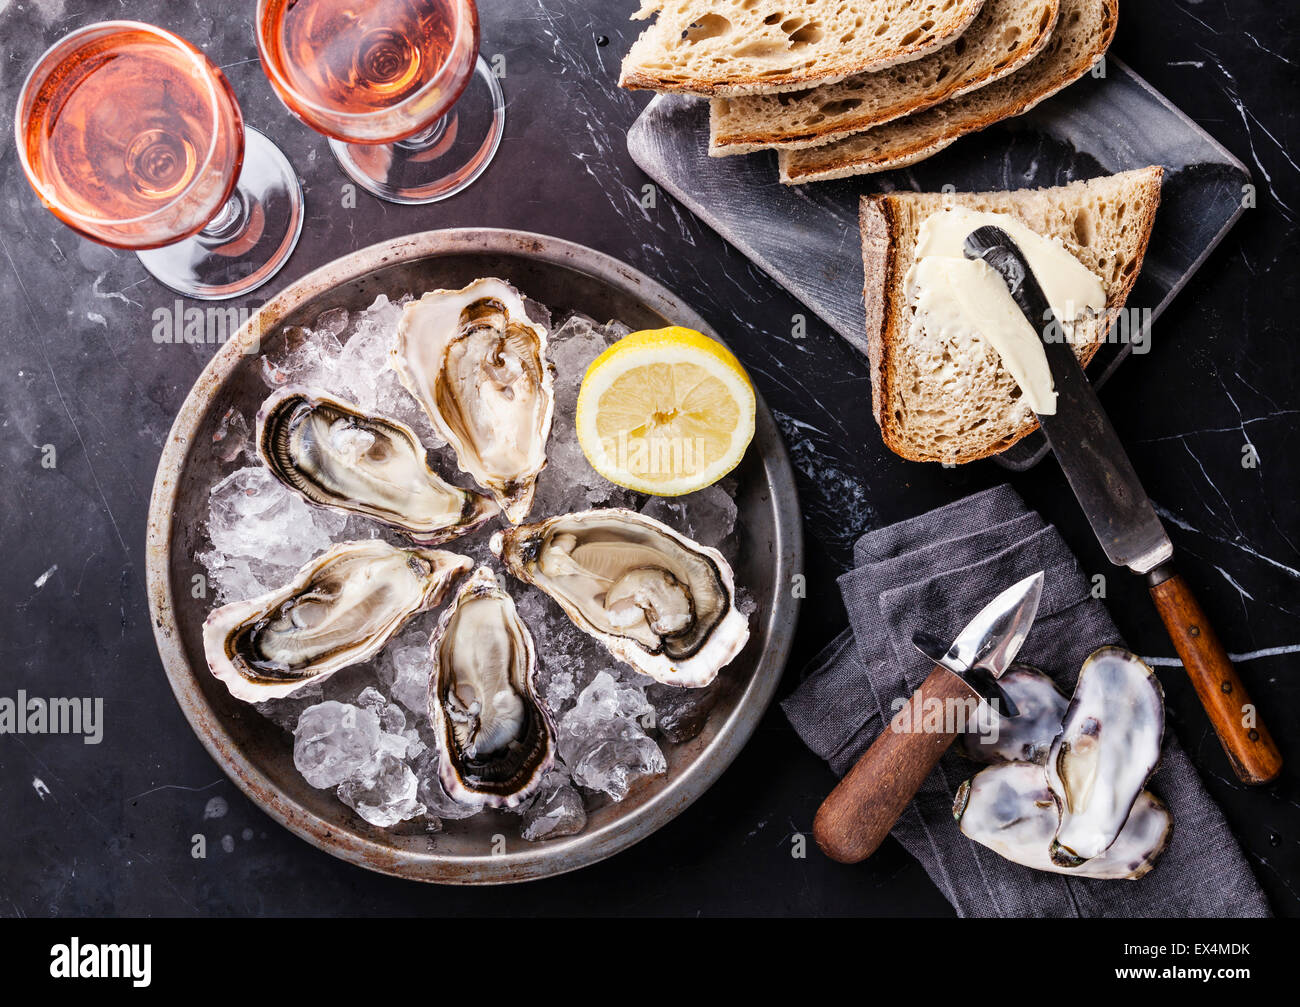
203 540 470 702
954 762 1171 880
256 386 496 544
491 508 749 688
1047 647 1165 867
429 566 556 809
957 664 1069 765
392 278 554 524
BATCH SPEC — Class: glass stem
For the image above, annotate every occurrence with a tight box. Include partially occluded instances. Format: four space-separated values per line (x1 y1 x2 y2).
394 115 449 152
199 192 248 242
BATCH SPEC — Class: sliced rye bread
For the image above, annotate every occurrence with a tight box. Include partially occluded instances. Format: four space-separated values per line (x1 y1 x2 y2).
861 167 1163 464
619 0 987 98
780 0 1116 183
709 0 1059 156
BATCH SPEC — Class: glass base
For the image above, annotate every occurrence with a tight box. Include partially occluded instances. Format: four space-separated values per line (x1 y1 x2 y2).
329 55 505 205
136 127 303 300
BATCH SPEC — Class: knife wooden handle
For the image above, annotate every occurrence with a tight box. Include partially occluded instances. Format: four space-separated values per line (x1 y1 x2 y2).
1148 567 1282 785
813 666 971 863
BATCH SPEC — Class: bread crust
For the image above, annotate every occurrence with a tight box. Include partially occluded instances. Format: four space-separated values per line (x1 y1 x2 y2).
780 0 1119 183
619 1 987 97
709 0 1061 155
860 166 1164 464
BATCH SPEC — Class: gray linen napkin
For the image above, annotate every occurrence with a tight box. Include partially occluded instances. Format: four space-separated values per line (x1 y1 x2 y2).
784 485 1270 918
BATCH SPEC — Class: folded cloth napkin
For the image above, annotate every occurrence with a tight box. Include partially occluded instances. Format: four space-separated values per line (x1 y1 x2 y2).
784 485 1270 918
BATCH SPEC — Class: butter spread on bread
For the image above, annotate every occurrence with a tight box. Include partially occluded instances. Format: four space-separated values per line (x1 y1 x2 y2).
904 207 1106 415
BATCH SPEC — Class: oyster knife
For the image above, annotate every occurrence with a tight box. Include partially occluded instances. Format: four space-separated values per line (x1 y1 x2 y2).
812 572 1043 865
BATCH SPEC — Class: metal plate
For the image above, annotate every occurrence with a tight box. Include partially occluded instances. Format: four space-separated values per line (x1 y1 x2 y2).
627 58 1250 470
144 229 802 884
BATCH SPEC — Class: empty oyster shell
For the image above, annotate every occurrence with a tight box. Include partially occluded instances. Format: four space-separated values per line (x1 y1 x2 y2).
203 540 470 703
392 278 554 524
954 762 1171 880
956 664 1069 765
428 567 556 809
491 508 749 688
256 386 497 544
1046 646 1165 867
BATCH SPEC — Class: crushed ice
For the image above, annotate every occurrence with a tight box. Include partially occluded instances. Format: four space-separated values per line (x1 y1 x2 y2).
198 297 743 839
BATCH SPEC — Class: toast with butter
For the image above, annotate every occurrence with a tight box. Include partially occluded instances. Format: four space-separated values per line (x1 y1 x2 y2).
861 167 1163 464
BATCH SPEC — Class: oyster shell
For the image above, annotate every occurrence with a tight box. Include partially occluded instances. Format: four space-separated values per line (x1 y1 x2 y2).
491 508 749 688
954 762 1171 880
1046 646 1165 866
256 386 497 544
392 278 554 524
428 567 556 809
956 664 1069 765
203 540 470 703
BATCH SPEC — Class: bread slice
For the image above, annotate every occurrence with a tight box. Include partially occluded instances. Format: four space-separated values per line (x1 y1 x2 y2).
709 0 1059 155
861 167 1163 464
619 0 987 98
780 0 1117 183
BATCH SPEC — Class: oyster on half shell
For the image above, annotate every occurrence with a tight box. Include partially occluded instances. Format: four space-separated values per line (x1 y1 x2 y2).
203 540 470 703
392 278 554 524
429 566 556 809
1046 646 1165 867
491 508 749 688
256 386 496 544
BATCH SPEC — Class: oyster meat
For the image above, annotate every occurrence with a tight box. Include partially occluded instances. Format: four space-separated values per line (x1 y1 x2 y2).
429 567 556 809
256 386 496 544
954 762 1171 881
392 278 554 524
491 508 749 688
203 540 470 703
1046 647 1165 867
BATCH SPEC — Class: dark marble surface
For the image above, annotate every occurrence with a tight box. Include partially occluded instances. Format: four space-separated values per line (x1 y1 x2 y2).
1 1 1296 917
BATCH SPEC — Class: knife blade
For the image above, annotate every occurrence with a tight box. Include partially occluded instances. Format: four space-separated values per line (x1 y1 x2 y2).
961 226 1172 573
813 570 1045 863
912 570 1044 716
961 226 1282 785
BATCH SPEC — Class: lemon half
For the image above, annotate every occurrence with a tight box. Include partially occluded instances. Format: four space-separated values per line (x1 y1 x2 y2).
576 326 756 496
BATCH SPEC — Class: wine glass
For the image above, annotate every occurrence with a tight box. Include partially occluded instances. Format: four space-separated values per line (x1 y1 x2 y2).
15 21 303 301
256 0 504 205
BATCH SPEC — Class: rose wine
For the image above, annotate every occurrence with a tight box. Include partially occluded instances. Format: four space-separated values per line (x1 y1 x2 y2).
18 24 244 250
259 0 478 143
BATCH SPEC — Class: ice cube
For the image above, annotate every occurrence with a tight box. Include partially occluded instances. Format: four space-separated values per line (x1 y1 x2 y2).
558 671 666 801
640 481 738 552
202 467 346 601
543 668 576 710
336 751 424 828
402 728 427 760
375 636 433 715
355 686 388 716
259 322 344 390
520 768 587 842
314 306 349 338
380 702 406 736
413 747 483 820
645 681 718 744
293 701 382 789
